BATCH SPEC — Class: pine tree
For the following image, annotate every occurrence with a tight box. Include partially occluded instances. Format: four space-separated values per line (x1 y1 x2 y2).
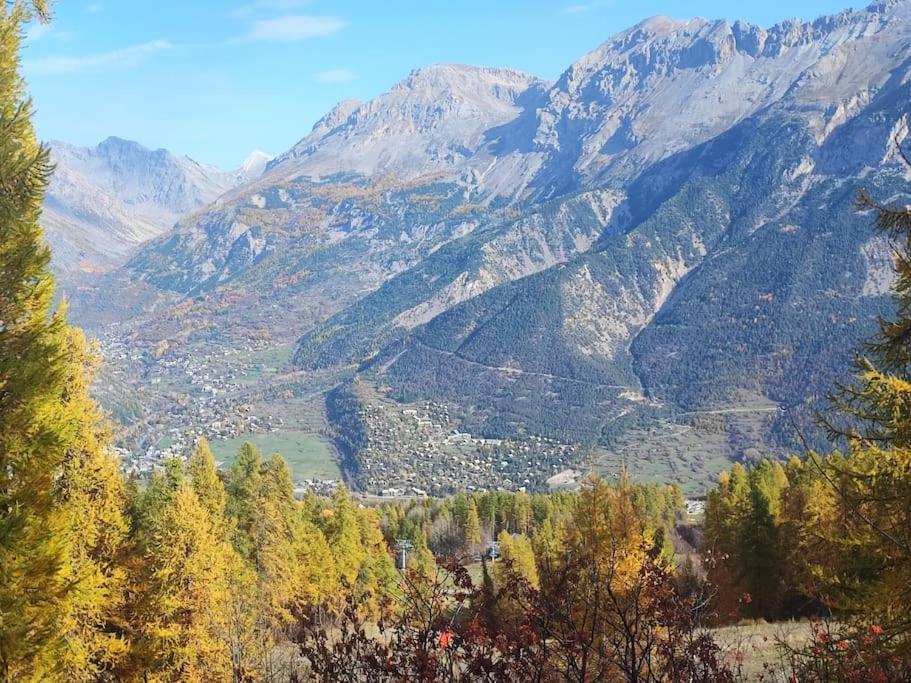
778 454 842 606
531 495 554 529
408 527 436 579
189 444 260 679
226 442 263 562
138 484 232 681
477 494 497 534
322 483 366 595
565 476 650 591
496 530 539 588
0 4 123 677
221 555 262 682
531 516 557 566
250 458 301 627
512 491 532 535
703 465 751 618
253 455 336 626
737 472 781 618
55 330 131 680
188 438 227 532
130 457 184 547
464 499 483 548
355 506 397 616
450 492 470 534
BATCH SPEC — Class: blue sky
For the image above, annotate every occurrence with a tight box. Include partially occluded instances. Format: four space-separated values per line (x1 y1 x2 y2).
24 0 863 169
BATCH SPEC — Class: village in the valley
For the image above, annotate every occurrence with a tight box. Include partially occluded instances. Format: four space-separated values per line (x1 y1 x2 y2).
335 384 585 497
94 327 587 498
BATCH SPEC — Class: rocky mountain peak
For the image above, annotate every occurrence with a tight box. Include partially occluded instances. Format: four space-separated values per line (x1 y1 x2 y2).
509 0 911 195
392 63 540 99
43 138 245 273
95 135 162 155
866 0 911 15
308 98 363 140
266 64 546 182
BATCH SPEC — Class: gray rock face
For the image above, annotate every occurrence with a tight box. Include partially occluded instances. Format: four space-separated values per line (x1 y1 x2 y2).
488 2 911 198
266 65 550 183
43 137 268 273
254 1 911 206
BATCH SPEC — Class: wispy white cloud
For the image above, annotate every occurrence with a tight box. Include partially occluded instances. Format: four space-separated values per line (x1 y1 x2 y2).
85 3 104 13
242 15 346 42
315 68 355 83
28 40 172 76
25 23 76 42
562 1 609 14
231 0 311 18
26 23 52 41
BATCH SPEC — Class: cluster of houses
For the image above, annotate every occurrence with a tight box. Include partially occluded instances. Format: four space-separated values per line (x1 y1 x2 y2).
399 408 504 447
351 399 582 496
98 335 284 477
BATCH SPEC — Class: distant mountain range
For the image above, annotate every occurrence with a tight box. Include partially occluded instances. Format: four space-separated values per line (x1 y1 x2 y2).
43 137 270 273
69 0 911 470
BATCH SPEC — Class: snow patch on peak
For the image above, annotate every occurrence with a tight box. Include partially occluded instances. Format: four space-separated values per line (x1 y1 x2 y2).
238 149 272 180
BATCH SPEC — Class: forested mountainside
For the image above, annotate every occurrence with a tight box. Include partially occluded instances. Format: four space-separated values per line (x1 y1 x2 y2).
75 1 911 472
43 137 268 273
287 1 911 451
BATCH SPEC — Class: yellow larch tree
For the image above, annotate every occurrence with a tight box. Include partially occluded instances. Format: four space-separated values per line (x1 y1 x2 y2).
0 4 128 679
138 484 233 682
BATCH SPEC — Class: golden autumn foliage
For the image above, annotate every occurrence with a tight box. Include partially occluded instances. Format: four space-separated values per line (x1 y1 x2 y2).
253 455 337 626
0 5 129 680
187 438 227 527
496 530 539 589
137 484 234 681
564 476 654 593
56 330 131 681
463 499 482 547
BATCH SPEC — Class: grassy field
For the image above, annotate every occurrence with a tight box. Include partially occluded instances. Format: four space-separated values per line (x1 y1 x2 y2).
228 343 295 385
595 393 781 495
712 620 815 680
210 430 341 481
595 422 733 495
